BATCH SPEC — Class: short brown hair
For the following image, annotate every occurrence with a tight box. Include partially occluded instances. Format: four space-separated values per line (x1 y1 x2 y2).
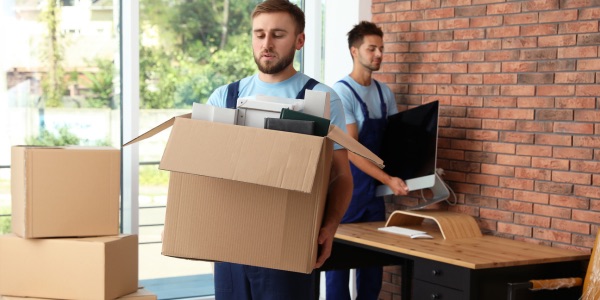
347 21 383 49
252 0 305 35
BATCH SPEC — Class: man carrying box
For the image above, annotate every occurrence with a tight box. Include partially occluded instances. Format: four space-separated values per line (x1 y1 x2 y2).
206 0 353 299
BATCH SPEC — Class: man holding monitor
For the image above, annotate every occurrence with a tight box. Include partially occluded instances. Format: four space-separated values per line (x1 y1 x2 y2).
325 21 408 300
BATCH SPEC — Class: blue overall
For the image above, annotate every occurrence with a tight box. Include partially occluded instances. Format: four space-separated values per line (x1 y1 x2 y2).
214 78 319 300
326 80 387 300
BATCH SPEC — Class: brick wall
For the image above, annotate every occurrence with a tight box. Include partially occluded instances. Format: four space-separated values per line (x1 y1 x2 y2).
371 0 600 298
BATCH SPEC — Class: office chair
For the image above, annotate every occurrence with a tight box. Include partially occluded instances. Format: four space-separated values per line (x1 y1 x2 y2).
507 229 599 300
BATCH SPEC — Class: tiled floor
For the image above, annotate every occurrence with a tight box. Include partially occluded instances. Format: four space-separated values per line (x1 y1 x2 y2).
140 274 215 300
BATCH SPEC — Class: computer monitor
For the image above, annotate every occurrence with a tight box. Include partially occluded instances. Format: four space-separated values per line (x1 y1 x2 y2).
376 100 439 196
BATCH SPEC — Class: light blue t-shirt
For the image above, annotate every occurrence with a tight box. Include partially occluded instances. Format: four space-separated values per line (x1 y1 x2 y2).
333 75 398 133
208 72 347 150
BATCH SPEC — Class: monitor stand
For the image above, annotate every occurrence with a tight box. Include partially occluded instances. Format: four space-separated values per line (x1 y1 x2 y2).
381 173 451 211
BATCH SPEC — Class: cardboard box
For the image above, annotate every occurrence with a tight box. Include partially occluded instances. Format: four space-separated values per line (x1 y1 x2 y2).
0 234 138 300
0 288 157 300
125 113 383 273
11 146 120 238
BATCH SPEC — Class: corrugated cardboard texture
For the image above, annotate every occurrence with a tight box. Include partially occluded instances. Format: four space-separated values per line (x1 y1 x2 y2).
11 146 120 238
0 288 156 300
0 234 138 300
160 118 323 193
161 139 333 274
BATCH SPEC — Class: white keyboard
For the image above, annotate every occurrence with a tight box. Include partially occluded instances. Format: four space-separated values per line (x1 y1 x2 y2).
378 226 432 239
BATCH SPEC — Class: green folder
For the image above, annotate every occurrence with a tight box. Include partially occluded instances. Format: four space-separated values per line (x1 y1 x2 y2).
280 108 330 137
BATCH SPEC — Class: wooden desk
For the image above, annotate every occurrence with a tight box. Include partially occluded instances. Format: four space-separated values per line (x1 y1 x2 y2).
323 221 589 300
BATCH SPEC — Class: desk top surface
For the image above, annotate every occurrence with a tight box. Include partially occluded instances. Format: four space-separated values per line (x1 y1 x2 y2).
335 221 589 269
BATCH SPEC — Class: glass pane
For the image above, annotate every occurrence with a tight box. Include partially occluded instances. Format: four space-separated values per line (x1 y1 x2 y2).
1 0 119 226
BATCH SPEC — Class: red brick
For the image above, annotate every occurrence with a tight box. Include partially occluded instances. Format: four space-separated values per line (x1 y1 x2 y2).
558 46 598 58
424 30 454 41
467 173 499 186
452 182 482 195
482 186 515 199
516 144 552 156
572 209 600 224
539 9 578 23
442 106 467 117
482 119 516 131
441 0 471 6
480 208 513 221
454 29 485 40
421 53 453 62
555 72 596 83
515 167 552 180
381 63 409 73
482 163 515 176
516 97 554 108
520 49 557 61
483 142 517 154
504 12 539 25
535 133 572 146
438 63 468 73
468 86 500 96
556 97 596 109
438 41 469 51
538 35 577 47
575 186 600 200
397 74 423 83
487 26 521 38
559 21 599 34
515 213 551 227
576 85 600 96
467 129 499 141
533 228 572 244
536 109 574 121
409 84 436 94
576 59 600 71
500 177 535 190
534 203 572 218
438 85 468 95
453 51 484 62
537 85 576 96
517 73 554 84
411 20 440 31
412 0 443 10
579 7 600 20
483 74 517 84
553 147 593 160
499 108 535 119
467 107 499 119
523 0 559 11
502 37 538 49
384 1 411 12
385 42 409 52
535 181 573 195
451 139 483 151
550 194 589 209
484 50 520 61
573 136 600 148
395 11 424 21
533 157 570 171
501 132 535 143
500 85 536 96
521 24 558 36
551 219 590 235
514 190 549 204
425 7 455 19
539 60 576 72
470 15 504 27
501 62 537 73
554 122 594 134
578 33 600 46
484 96 517 107
423 74 452 83
456 5 487 16
439 127 466 139
373 13 396 23
438 148 465 160
574 110 600 121
497 154 531 166
498 222 532 236
409 42 438 52
516 121 553 132
469 40 502 51
553 170 592 185
571 160 600 173
561 0 600 8
469 62 502 73
487 2 522 15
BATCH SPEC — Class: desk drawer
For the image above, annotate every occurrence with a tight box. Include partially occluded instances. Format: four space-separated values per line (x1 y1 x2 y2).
413 258 470 291
413 279 465 300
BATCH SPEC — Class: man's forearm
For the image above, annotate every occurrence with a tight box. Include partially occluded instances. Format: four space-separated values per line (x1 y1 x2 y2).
323 149 353 230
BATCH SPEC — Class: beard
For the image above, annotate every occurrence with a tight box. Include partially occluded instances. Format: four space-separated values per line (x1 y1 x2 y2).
254 45 296 74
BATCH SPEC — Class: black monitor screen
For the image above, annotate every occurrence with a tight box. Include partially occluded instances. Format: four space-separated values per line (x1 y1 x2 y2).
380 100 439 183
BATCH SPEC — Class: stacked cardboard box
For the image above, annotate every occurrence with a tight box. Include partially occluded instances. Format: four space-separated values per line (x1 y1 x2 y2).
0 146 148 300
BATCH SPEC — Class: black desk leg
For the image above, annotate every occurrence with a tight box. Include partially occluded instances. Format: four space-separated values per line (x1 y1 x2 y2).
402 260 413 299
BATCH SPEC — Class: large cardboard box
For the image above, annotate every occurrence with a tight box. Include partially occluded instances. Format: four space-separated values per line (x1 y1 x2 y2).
0 234 138 300
11 146 120 238
125 113 383 273
0 288 157 300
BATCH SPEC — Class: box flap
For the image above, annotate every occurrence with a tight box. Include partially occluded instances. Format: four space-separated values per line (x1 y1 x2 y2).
160 118 324 193
326 125 385 168
123 113 192 146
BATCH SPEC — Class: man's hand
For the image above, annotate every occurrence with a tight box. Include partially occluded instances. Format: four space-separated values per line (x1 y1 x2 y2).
384 176 409 196
315 224 337 268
